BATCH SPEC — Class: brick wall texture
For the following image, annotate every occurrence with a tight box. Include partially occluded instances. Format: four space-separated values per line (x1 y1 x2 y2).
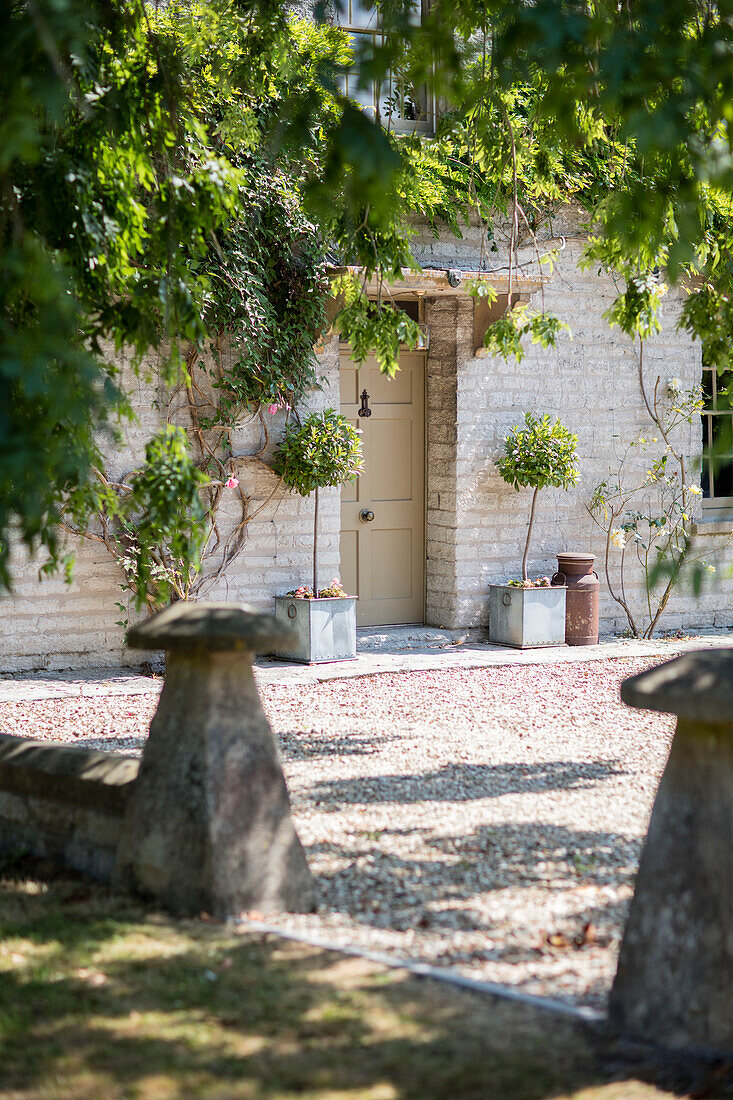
2 206 731 670
1 340 342 672
414 208 733 633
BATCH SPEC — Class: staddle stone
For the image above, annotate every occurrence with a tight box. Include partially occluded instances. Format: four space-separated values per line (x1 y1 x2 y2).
610 648 733 1056
114 602 315 917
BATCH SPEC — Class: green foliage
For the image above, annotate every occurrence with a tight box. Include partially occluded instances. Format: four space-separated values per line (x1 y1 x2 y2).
1 0 406 596
333 275 421 377
680 285 733 374
2 1 356 599
497 413 578 582
0 0 238 589
357 0 733 365
170 8 343 422
604 275 664 341
482 306 570 364
588 370 710 639
8 0 733 609
0 238 112 589
496 414 579 493
483 313 527 363
0 1 114 588
120 427 209 611
272 411 363 497
201 171 329 420
272 409 363 592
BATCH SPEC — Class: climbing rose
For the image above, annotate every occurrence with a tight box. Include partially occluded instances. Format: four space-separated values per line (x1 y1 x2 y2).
225 476 239 489
268 404 279 415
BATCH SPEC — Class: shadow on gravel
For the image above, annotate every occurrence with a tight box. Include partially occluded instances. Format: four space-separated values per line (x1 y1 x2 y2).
306 758 627 807
307 820 638 920
302 820 640 1009
431 821 642 888
278 730 398 758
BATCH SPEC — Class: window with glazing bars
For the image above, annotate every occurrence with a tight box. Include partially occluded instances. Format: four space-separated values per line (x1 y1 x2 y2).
701 363 733 515
336 0 432 133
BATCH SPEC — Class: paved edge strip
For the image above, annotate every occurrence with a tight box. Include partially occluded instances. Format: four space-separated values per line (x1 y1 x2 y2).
3 633 733 700
233 918 605 1025
255 633 733 686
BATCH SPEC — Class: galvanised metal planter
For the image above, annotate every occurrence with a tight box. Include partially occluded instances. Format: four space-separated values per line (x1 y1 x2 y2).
274 596 357 664
489 584 566 649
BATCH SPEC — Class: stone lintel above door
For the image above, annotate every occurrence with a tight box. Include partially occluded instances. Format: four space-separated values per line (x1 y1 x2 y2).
326 264 545 299
321 266 543 360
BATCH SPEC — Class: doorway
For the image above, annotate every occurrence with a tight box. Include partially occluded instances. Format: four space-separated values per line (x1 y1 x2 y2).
339 347 426 627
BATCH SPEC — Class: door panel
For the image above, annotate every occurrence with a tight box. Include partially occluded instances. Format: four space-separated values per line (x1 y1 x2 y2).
370 420 413 500
370 368 413 404
371 529 413 600
340 349 425 627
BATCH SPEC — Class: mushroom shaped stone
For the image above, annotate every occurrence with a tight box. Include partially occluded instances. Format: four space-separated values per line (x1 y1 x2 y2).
115 602 313 917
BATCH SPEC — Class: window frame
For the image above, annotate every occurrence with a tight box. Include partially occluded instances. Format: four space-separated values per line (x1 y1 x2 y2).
336 0 435 135
701 362 733 519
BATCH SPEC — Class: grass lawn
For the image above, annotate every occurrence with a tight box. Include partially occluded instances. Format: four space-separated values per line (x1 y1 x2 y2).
0 858 701 1100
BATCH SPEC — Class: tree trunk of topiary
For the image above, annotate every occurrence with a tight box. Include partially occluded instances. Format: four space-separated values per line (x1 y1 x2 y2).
313 486 319 596
522 487 540 582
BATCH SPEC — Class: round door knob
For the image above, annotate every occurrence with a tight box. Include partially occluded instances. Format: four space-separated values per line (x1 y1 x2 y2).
360 509 375 522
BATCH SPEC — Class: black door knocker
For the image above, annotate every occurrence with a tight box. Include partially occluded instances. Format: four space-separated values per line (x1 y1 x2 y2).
358 389 372 418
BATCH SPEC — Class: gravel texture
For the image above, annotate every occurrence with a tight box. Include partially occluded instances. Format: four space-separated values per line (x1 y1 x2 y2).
0 656 674 1010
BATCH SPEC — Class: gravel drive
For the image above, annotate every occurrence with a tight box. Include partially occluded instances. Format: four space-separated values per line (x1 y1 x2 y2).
0 656 674 1010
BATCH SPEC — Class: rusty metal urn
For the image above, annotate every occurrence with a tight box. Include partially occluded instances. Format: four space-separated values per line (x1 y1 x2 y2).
552 552 599 646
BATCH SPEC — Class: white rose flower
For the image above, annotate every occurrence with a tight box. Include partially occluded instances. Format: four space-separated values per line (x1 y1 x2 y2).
610 528 627 550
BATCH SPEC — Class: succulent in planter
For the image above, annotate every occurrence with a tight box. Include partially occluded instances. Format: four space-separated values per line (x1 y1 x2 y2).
496 412 579 581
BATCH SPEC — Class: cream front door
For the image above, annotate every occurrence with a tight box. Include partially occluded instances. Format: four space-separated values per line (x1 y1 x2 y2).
340 348 425 627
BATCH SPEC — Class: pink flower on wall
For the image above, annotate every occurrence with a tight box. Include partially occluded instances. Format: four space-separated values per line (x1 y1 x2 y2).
225 476 239 489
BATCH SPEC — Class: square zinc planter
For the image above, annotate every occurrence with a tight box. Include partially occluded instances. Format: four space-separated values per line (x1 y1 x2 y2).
274 596 357 664
489 585 566 648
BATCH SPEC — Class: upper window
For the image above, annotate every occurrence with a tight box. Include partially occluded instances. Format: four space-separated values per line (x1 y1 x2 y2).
336 1 433 134
701 363 733 516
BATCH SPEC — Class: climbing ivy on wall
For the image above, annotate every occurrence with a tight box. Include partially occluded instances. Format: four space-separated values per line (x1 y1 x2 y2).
55 7 346 610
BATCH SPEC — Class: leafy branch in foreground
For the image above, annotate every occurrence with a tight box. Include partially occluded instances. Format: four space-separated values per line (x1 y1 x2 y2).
7 0 733 616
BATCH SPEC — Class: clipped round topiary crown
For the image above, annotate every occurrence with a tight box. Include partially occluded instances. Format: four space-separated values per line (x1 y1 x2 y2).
496 412 579 492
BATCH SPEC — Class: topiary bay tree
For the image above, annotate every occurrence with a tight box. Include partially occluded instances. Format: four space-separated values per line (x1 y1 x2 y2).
272 410 363 595
496 413 579 582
